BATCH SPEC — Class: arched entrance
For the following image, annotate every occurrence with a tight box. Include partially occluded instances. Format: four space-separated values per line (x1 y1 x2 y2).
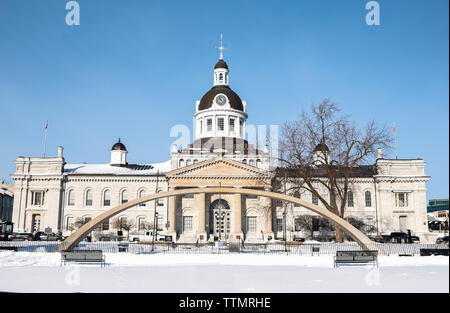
209 199 230 240
55 187 383 254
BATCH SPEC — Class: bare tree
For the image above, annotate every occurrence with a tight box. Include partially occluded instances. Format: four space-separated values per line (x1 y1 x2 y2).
278 99 392 242
112 217 135 237
74 217 89 229
140 221 155 232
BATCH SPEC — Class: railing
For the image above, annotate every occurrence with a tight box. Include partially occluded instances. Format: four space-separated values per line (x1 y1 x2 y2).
1 241 448 255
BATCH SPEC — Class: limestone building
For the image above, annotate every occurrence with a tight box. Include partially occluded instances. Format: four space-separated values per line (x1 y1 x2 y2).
10 53 432 242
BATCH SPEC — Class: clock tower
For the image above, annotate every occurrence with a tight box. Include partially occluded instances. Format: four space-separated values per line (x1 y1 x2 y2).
193 35 248 141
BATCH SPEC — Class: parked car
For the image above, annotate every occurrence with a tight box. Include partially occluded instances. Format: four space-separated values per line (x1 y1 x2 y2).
9 232 33 241
436 236 449 244
98 233 123 242
377 232 419 243
32 232 63 241
128 231 170 242
293 236 306 243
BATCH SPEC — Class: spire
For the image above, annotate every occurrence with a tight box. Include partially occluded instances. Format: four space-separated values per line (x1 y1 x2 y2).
216 33 226 60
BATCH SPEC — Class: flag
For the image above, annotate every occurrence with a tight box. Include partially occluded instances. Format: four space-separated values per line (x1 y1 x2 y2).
393 122 395 133
45 120 48 130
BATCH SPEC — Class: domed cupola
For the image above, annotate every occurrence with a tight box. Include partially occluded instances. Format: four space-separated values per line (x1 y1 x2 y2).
110 138 128 166
194 34 248 141
214 59 228 70
313 140 330 165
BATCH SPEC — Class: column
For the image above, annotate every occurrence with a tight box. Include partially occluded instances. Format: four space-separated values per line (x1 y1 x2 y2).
196 192 207 242
232 193 243 240
263 188 274 241
168 187 176 239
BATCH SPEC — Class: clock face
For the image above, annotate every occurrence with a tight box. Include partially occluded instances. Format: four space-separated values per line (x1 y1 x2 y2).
215 94 227 105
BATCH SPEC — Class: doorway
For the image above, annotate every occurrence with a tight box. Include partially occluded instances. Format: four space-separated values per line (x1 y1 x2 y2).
209 199 230 240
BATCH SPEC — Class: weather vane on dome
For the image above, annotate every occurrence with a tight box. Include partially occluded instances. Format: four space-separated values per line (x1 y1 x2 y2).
216 33 226 60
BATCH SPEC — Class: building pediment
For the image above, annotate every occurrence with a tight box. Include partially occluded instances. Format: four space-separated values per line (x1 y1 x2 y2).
165 157 272 187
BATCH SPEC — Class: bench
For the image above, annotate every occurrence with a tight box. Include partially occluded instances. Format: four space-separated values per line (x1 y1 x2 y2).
420 248 449 256
0 246 18 251
61 250 105 267
334 250 378 268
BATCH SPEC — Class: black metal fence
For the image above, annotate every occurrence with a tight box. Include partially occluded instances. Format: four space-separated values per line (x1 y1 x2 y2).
1 241 448 256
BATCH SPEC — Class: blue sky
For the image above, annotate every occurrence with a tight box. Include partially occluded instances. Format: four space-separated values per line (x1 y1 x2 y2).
0 0 448 200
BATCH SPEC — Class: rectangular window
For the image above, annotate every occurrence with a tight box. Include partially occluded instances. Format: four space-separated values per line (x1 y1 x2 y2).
182 194 194 199
396 193 408 207
312 194 318 206
217 118 224 131
277 218 283 232
66 217 74 231
183 216 193 232
239 119 244 136
247 216 257 232
229 118 235 132
102 219 109 231
312 217 320 232
347 192 354 208
31 191 45 206
294 219 301 231
246 195 258 200
138 217 146 231
157 216 164 231
207 119 212 132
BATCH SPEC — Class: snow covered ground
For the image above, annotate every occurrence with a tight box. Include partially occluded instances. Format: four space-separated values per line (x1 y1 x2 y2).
0 252 448 293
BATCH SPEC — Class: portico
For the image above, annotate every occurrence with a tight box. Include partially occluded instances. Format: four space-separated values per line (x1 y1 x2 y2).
165 157 274 243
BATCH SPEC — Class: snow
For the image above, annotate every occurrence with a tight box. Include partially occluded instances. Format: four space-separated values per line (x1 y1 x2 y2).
63 160 172 175
0 252 448 293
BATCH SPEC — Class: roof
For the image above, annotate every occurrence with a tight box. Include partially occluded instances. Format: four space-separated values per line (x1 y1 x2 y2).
313 142 330 152
275 165 377 178
198 85 244 111
111 138 127 151
214 59 228 69
63 160 172 176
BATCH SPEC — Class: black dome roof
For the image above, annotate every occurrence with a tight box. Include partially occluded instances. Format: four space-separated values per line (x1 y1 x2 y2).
198 85 244 111
111 138 127 151
214 59 228 69
313 142 329 152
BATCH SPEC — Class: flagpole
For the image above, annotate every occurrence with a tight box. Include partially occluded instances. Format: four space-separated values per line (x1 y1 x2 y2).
43 120 48 158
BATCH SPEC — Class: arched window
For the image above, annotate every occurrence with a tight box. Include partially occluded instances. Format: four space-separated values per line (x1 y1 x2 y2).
179 159 185 168
103 189 111 207
67 190 75 206
156 189 164 206
256 159 261 168
347 191 354 207
219 73 223 81
242 159 247 164
85 189 93 207
121 190 128 204
249 159 254 166
138 190 146 207
186 159 191 166
365 191 372 207
193 159 198 164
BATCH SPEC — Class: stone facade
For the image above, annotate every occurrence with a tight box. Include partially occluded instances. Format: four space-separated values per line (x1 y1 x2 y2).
9 56 432 242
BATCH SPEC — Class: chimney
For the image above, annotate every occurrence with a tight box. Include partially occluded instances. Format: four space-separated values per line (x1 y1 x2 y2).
58 146 64 158
377 148 383 159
